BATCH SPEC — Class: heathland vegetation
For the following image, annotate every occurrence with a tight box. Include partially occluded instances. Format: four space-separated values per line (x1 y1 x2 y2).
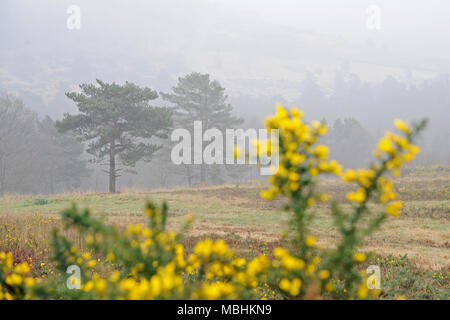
1 106 448 300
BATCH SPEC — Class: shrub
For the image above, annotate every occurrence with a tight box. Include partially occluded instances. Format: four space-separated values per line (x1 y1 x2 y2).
33 198 48 206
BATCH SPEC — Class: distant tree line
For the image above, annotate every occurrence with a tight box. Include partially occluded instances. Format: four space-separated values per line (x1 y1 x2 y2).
0 93 90 195
1 70 448 194
230 70 450 166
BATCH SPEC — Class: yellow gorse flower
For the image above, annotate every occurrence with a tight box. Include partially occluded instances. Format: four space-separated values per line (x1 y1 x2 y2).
385 201 403 217
346 188 367 203
353 253 366 263
305 236 316 247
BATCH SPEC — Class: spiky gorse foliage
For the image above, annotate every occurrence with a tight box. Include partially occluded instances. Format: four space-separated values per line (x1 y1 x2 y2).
259 105 425 299
0 105 425 300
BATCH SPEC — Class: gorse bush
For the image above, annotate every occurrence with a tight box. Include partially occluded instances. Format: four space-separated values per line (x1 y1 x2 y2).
0 105 425 300
33 198 49 206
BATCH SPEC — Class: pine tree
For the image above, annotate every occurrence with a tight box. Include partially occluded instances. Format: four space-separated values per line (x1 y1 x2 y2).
160 72 243 184
57 80 172 192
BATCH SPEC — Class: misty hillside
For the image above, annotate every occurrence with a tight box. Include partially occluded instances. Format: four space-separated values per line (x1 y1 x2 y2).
2 0 449 123
0 0 449 193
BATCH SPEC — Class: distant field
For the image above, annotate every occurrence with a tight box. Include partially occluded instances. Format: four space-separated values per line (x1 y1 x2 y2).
0 167 449 298
1 170 449 268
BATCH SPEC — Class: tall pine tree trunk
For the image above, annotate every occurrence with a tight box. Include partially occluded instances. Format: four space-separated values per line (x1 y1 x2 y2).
185 165 192 186
200 164 206 183
109 141 116 193
200 117 207 184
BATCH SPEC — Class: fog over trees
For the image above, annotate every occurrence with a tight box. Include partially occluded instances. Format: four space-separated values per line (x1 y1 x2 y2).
1 70 448 194
0 93 90 194
0 0 449 193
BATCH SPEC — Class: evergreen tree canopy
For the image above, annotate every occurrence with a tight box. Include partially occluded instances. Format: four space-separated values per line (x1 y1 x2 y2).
160 72 242 131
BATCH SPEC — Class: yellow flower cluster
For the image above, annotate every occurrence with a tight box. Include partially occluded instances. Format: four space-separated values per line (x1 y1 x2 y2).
279 277 302 296
118 262 182 299
343 119 420 217
375 127 420 177
0 252 36 300
192 239 233 261
187 239 270 296
274 248 305 271
197 281 236 300
261 105 342 200
270 247 332 298
56 221 273 300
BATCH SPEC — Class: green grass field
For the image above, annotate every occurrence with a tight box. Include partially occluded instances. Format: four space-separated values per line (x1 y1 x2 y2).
0 167 449 299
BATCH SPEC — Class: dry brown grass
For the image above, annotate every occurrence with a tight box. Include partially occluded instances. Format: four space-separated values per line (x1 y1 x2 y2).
0 170 448 272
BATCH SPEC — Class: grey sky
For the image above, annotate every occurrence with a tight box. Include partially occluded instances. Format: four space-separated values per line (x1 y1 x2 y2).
213 0 450 49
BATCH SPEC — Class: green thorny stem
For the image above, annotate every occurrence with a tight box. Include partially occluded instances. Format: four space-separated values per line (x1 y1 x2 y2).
325 119 427 295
